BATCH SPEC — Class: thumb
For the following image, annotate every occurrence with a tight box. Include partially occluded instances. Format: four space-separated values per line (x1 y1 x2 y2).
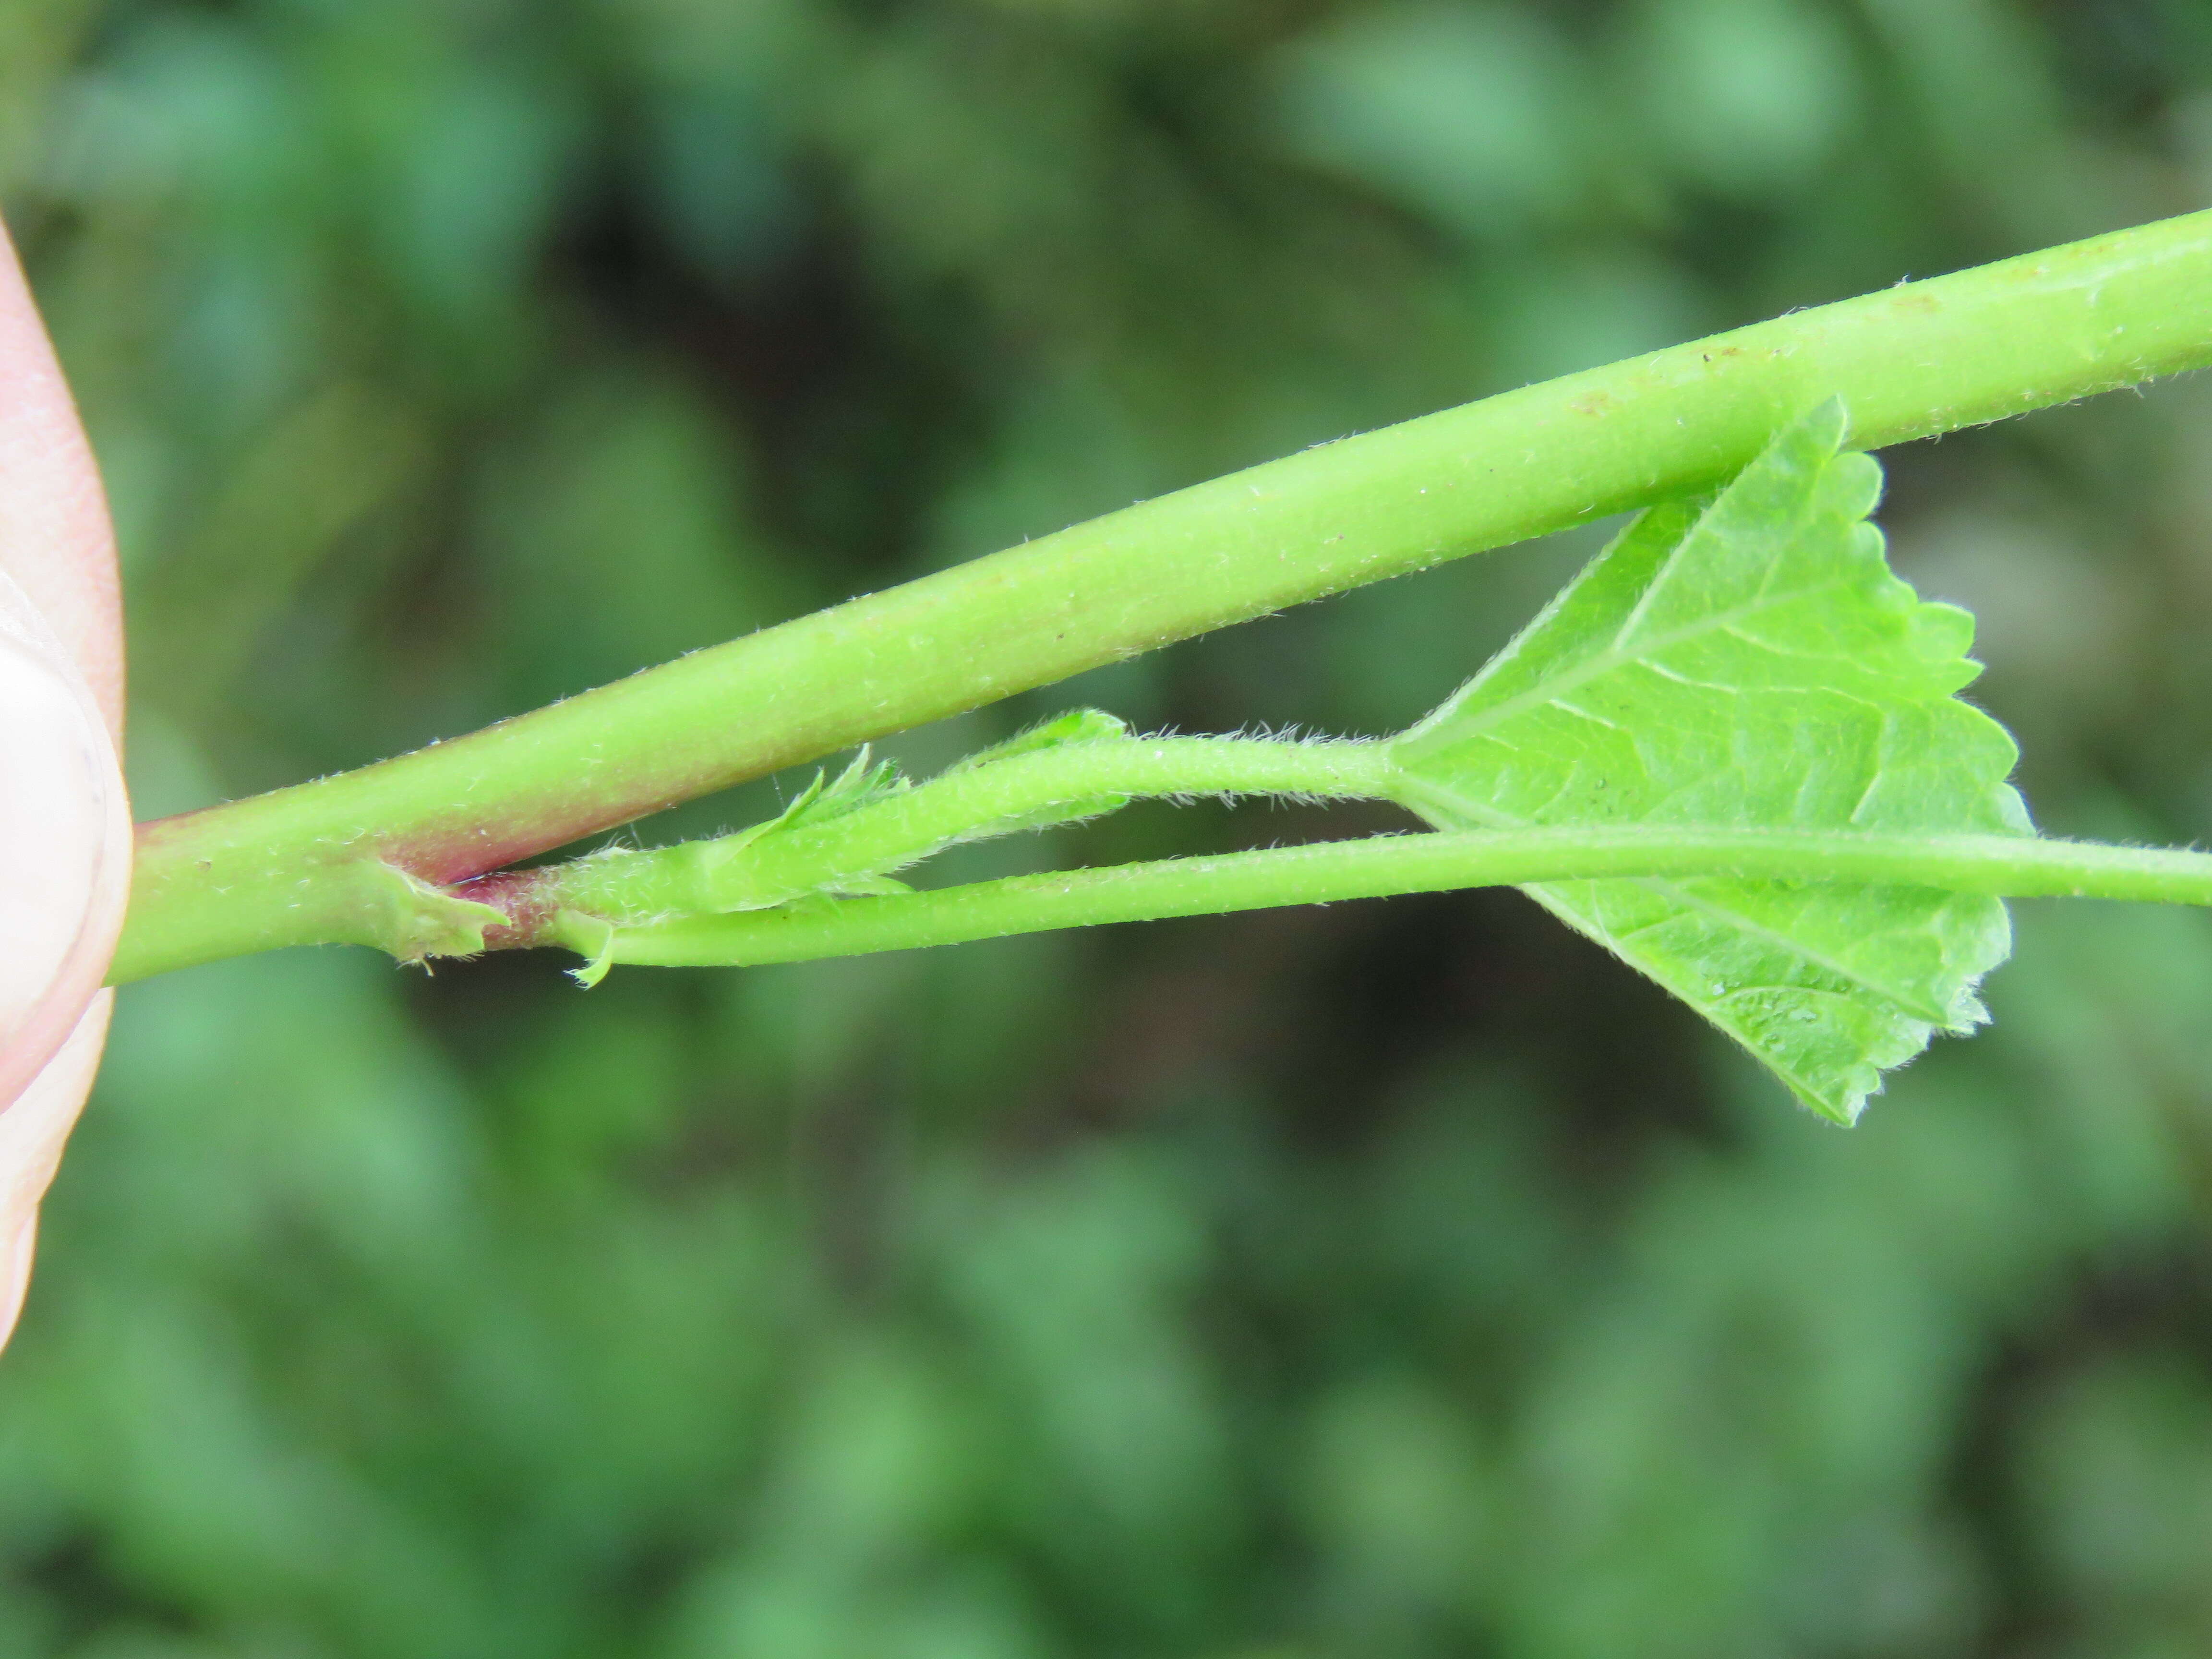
0 565 128 1105
0 567 129 1344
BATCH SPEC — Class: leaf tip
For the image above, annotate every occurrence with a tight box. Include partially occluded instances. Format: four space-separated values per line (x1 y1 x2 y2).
1808 1089 1872 1128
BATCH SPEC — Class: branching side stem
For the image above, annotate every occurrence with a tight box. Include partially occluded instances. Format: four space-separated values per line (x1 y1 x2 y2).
528 736 1401 928
593 830 2212 970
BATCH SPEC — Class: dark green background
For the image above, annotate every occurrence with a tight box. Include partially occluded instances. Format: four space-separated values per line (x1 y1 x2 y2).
8 0 2212 1652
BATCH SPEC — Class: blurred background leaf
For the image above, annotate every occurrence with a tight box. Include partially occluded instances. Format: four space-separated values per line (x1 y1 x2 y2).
9 0 2212 1653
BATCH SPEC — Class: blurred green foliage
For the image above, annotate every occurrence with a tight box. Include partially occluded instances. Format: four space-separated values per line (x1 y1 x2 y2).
8 0 2212 1652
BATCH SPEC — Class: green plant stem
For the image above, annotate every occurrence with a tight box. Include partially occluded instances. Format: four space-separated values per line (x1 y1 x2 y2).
592 830 2212 969
535 736 1400 925
115 210 2212 983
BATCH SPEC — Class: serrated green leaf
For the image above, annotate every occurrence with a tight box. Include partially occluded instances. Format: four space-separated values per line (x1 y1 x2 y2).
1386 400 2031 1123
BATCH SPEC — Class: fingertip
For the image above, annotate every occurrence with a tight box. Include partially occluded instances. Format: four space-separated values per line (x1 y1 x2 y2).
0 1212 35 1352
0 990 109 1351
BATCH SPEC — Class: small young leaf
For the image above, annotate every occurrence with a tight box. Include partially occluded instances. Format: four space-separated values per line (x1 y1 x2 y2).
1387 400 2030 1123
941 708 1131 774
777 745 908 829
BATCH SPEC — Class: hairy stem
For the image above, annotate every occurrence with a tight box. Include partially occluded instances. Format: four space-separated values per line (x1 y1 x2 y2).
528 736 1401 928
590 830 2212 970
116 210 2212 983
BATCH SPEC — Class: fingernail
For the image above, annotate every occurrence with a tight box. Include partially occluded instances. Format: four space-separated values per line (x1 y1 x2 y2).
0 569 120 1101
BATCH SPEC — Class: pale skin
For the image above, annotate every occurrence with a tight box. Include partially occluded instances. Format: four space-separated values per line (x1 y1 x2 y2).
0 217 130 1349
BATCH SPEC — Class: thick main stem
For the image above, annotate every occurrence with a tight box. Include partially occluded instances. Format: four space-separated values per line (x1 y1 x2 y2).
115 211 2212 983
596 830 2212 969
